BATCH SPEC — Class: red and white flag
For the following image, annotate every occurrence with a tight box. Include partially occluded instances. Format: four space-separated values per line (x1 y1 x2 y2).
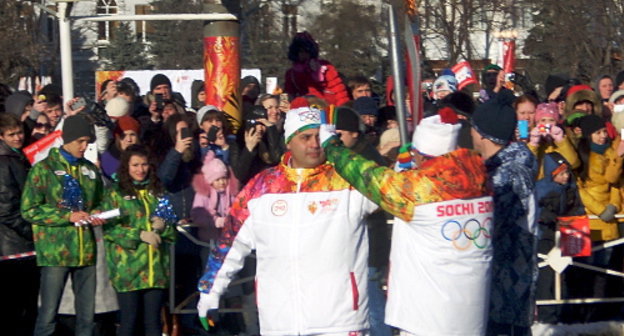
23 130 63 164
451 61 477 91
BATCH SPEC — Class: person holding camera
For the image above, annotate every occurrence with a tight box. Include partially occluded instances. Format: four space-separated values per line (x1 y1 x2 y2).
139 74 186 144
230 105 285 185
526 102 580 179
199 125 231 164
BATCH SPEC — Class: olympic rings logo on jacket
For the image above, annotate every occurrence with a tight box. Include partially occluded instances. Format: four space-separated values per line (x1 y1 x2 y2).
441 217 492 250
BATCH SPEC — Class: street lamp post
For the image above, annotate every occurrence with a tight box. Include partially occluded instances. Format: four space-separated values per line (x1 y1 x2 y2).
44 0 238 103
53 0 81 102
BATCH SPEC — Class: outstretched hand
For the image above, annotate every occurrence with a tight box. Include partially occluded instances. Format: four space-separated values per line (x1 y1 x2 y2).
319 124 337 148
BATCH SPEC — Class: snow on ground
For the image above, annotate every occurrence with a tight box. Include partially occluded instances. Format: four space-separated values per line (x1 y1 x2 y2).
532 321 624 336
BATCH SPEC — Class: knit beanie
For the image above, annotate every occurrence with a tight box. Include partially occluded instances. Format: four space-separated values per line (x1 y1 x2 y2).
105 96 130 118
114 115 140 137
579 114 605 138
62 114 94 144
240 75 260 89
353 96 378 116
439 91 475 117
472 98 517 145
432 75 458 96
201 151 228 184
150 74 172 92
335 107 361 132
608 90 624 104
566 84 593 98
283 106 322 144
544 74 569 98
535 103 560 124
379 128 400 149
196 105 219 126
4 92 33 119
412 107 461 156
483 64 502 72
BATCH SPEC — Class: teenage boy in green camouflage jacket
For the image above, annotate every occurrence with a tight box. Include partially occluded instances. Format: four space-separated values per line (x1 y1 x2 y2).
21 114 105 336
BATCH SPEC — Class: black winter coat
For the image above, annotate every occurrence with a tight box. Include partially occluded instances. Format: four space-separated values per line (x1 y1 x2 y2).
0 141 33 256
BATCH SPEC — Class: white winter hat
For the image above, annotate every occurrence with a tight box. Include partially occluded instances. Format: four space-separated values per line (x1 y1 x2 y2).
196 105 219 126
105 97 130 118
284 106 322 143
412 107 461 157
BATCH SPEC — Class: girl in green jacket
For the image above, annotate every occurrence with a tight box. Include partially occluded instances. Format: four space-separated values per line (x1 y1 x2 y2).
101 144 176 336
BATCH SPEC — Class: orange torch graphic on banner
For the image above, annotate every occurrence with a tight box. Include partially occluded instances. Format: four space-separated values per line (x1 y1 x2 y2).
204 36 242 132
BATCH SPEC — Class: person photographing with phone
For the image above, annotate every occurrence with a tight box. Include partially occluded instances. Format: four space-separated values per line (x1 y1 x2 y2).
526 102 580 179
230 105 285 185
151 113 202 331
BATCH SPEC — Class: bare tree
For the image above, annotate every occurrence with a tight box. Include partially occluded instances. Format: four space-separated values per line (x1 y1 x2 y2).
238 0 292 78
0 1 53 85
307 0 387 78
419 0 522 64
420 0 477 64
523 0 624 84
148 0 204 69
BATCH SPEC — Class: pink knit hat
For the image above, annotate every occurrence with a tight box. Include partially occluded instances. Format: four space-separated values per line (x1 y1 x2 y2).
201 151 228 184
535 102 560 123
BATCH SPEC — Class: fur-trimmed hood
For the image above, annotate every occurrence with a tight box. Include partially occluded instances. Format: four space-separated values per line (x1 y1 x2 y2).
564 87 602 119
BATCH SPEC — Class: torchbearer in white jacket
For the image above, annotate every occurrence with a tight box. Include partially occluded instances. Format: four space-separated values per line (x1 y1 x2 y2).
321 107 494 336
197 101 378 336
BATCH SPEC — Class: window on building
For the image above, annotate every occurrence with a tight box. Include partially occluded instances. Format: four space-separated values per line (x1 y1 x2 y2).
135 4 154 43
39 5 57 43
97 0 119 41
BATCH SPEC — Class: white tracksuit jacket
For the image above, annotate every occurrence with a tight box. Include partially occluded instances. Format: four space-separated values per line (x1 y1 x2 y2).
198 155 377 335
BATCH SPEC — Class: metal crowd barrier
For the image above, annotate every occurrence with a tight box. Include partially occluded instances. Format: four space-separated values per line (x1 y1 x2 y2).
169 223 256 316
536 214 624 305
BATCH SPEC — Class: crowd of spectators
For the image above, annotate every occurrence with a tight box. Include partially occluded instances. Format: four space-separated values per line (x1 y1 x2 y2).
2 30 624 336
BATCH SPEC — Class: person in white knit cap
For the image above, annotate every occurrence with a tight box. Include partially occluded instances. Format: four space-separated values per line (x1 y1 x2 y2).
321 107 494 336
197 99 379 336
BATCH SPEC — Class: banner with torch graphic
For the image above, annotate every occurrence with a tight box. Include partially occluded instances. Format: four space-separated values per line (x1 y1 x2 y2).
203 36 242 132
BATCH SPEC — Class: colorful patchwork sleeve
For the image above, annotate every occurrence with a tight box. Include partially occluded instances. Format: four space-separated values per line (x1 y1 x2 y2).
197 180 255 294
325 142 437 221
21 164 72 226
